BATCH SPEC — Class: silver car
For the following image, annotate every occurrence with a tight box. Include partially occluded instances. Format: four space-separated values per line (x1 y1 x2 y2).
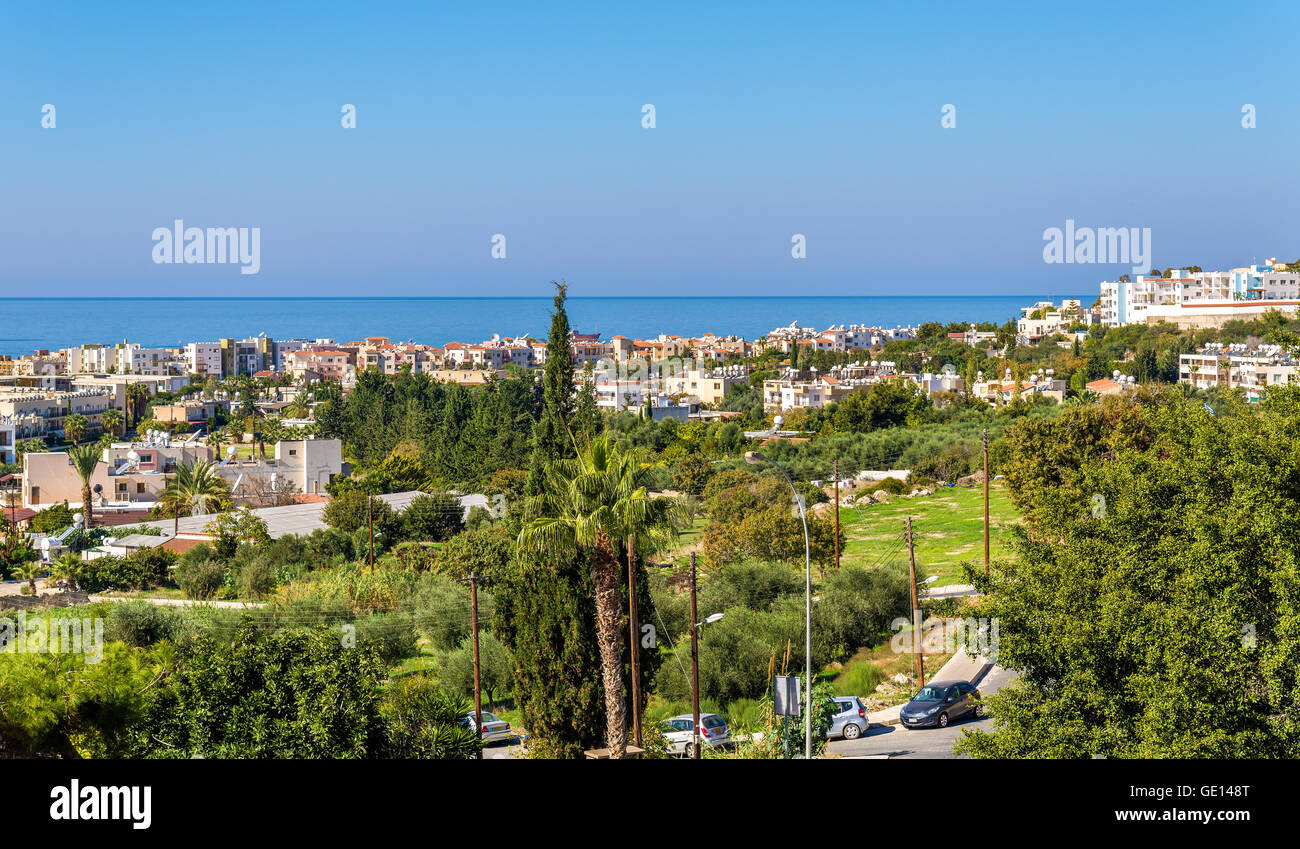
828 696 870 740
661 713 732 757
463 712 514 744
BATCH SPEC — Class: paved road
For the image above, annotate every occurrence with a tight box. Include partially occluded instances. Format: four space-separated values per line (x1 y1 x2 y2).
827 666 1020 760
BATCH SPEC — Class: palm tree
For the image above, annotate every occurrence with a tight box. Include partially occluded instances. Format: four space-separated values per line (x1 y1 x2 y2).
66 444 102 528
51 551 83 591
126 383 151 431
517 435 683 758
12 561 44 596
101 408 124 438
159 460 230 534
64 413 88 446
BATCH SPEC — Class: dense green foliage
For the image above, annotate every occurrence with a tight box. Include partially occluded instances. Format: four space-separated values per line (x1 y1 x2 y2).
958 387 1300 758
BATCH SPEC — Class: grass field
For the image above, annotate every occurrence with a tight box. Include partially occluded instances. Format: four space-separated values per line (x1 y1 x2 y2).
835 482 1022 584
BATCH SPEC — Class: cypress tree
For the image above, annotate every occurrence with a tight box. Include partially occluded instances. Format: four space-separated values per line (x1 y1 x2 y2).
496 280 606 756
526 281 576 494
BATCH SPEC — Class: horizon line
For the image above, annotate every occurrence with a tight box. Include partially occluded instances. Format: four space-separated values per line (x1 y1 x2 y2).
0 294 1084 301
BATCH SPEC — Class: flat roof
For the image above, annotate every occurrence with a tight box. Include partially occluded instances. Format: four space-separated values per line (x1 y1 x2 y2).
132 491 488 539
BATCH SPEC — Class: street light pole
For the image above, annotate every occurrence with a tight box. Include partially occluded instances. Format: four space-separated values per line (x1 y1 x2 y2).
689 552 700 761
746 450 811 759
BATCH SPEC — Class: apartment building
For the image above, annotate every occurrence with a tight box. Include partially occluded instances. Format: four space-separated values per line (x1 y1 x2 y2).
0 387 114 440
762 372 849 411
185 342 223 377
21 436 344 511
285 347 355 382
347 337 441 375
22 438 211 510
969 370 1067 404
11 350 66 377
0 417 15 465
1179 343 1296 401
1017 300 1095 339
658 365 750 405
153 398 231 425
219 336 278 377
217 438 344 498
1101 263 1300 327
117 343 182 376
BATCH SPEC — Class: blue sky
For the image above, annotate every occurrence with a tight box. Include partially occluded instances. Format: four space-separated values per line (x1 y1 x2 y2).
1 1 1296 297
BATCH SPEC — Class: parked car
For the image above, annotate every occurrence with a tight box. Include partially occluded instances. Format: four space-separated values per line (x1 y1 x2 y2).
661 713 732 757
899 680 983 729
828 696 870 740
463 711 514 744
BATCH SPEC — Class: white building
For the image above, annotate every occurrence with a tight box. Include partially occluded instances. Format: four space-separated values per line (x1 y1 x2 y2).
0 416 16 465
186 342 224 377
1101 263 1300 327
1179 342 1296 401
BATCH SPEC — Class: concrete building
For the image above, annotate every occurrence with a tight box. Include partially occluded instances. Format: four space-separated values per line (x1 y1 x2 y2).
152 398 231 425
1179 342 1296 401
0 417 15 465
21 438 211 510
219 336 278 378
185 342 223 377
285 347 355 382
216 438 344 499
1101 263 1300 327
0 386 114 440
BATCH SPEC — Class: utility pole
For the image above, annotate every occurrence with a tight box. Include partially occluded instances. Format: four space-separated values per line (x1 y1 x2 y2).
627 535 642 750
367 495 375 573
690 552 700 761
906 517 923 688
983 428 990 576
467 571 483 759
833 459 840 571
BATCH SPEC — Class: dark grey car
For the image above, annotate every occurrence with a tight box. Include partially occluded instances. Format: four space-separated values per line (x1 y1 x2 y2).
898 680 983 729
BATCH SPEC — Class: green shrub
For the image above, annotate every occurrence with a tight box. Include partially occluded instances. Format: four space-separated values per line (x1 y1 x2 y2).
105 601 188 647
832 661 883 699
874 477 905 495
238 558 277 599
175 559 225 599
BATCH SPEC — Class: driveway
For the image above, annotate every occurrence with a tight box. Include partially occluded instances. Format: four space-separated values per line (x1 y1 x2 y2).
827 666 1020 759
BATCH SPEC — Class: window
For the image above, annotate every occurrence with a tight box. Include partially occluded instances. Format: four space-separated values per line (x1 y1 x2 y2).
136 482 145 494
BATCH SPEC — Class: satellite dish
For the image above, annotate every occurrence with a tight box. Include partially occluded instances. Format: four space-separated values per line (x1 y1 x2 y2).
127 450 139 461
226 446 236 457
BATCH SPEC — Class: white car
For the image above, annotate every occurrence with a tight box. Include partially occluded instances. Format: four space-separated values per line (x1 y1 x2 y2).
661 713 731 757
463 712 514 744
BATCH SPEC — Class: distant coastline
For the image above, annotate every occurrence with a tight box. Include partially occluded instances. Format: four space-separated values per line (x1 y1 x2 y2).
0 295 1083 355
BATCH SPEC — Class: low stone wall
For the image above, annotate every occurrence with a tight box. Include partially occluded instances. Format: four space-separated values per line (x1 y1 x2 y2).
0 590 91 611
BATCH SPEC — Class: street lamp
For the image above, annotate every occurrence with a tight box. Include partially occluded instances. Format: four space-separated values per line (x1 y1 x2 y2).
745 449 812 759
690 609 724 760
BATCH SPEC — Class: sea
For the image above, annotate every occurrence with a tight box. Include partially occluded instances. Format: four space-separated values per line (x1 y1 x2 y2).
0 296 1083 356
